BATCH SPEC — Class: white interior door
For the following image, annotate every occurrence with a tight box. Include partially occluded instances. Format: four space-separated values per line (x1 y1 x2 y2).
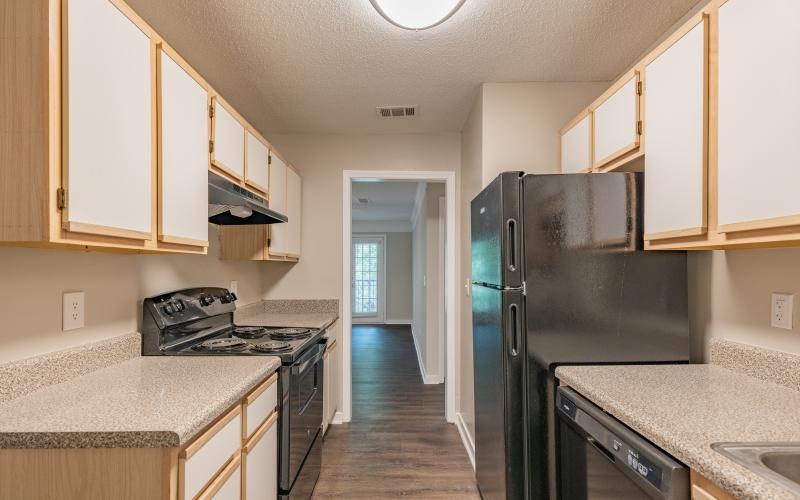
351 236 385 323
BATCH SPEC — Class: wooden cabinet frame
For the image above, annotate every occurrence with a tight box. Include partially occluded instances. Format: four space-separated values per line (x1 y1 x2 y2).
590 69 644 172
641 11 710 242
559 109 594 173
2 0 292 254
646 0 800 250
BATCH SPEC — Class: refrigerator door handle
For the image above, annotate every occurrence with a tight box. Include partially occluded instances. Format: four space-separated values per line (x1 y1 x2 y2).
508 302 521 357
505 218 519 272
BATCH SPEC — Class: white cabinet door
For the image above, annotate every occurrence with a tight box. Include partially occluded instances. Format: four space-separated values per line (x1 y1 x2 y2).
560 114 592 173
212 99 245 180
287 168 302 257
268 154 288 256
593 74 640 168
159 50 209 246
243 415 278 500
717 0 800 232
246 132 269 193
644 20 707 240
65 0 152 239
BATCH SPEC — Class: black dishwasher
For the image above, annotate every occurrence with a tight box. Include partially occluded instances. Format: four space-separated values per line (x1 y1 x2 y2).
556 387 689 500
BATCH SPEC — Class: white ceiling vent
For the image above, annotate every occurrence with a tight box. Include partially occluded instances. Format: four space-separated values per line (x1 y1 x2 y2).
376 106 417 118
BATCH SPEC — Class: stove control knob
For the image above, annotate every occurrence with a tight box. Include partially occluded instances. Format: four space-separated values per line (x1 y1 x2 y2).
230 292 238 301
200 295 215 307
175 299 185 312
221 292 234 304
163 304 176 315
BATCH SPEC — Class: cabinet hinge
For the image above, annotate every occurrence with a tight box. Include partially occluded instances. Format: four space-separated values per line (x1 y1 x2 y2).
209 105 215 119
209 140 215 154
268 154 272 166
636 81 642 96
637 120 643 135
56 187 66 210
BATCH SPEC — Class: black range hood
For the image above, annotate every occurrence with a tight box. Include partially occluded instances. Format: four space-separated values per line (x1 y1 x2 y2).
208 171 288 225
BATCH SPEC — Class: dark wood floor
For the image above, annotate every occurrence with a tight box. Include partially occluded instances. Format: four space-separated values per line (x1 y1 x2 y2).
312 324 479 499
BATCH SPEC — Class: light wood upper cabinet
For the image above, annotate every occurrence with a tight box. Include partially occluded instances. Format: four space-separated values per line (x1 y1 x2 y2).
268 154 288 258
592 71 642 170
245 131 270 194
286 168 302 258
716 0 800 233
560 112 592 174
643 16 708 241
158 48 209 247
64 0 153 240
211 98 245 180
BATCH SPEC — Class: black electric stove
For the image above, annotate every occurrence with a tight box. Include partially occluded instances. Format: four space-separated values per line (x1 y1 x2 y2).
140 287 324 363
141 287 325 500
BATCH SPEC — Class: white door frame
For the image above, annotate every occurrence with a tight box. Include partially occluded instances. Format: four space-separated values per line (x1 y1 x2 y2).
350 234 387 324
341 170 458 424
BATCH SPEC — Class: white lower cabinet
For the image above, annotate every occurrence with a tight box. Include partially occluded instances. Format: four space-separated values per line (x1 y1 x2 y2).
199 455 242 500
180 406 242 500
243 413 278 500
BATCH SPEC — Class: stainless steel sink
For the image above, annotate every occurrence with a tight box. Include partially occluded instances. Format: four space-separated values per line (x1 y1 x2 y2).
712 442 800 496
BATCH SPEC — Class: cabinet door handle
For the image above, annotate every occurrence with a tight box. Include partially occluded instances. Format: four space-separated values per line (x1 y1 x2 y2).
506 218 518 272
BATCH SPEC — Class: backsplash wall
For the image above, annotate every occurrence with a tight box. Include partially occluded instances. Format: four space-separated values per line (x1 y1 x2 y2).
0 226 268 364
689 247 800 361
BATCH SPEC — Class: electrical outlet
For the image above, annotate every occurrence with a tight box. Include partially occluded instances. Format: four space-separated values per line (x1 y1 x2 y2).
230 280 238 296
63 291 85 331
771 293 793 330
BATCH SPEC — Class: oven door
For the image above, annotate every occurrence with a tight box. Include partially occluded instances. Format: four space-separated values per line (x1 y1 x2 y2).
280 342 325 494
556 387 689 500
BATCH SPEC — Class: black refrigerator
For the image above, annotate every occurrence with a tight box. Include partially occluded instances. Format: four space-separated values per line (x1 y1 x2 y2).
471 172 689 500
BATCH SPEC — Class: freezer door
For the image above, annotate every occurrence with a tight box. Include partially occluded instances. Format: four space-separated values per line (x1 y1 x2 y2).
521 172 688 366
471 172 524 288
472 284 526 500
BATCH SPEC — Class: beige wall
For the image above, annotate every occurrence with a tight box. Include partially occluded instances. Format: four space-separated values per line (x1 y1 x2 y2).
265 133 460 412
480 82 608 187
0 226 268 364
690 249 800 361
353 231 413 322
411 183 446 381
457 81 607 438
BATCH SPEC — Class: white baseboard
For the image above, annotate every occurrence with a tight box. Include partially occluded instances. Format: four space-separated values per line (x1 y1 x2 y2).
332 411 347 425
384 319 412 325
410 325 444 385
456 412 476 470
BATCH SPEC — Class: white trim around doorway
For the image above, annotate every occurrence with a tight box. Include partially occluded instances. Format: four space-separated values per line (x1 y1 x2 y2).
341 170 458 424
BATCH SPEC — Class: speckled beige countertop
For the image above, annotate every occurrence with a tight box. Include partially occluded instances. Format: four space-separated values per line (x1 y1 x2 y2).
236 299 339 330
556 364 800 500
0 356 280 449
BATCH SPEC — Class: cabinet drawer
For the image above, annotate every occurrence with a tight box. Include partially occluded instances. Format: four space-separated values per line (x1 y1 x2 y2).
181 405 242 500
197 454 241 500
243 411 278 500
244 372 278 440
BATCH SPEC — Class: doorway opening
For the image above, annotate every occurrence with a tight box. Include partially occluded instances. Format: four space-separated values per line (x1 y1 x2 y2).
341 170 457 425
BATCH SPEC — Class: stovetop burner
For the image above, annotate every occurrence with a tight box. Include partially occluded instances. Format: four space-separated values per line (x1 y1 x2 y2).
194 338 250 351
269 328 313 340
251 340 293 353
232 326 270 339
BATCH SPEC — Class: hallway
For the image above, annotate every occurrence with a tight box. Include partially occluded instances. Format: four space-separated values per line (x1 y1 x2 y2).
312 324 480 499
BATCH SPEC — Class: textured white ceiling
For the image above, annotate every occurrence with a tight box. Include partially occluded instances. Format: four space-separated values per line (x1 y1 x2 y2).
126 0 700 134
352 182 421 221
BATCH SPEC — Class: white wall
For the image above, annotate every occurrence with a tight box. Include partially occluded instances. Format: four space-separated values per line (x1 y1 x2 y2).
457 82 606 439
353 230 412 322
0 226 267 364
411 183 446 382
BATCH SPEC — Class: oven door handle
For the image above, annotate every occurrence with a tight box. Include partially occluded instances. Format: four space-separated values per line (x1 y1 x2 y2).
293 344 325 376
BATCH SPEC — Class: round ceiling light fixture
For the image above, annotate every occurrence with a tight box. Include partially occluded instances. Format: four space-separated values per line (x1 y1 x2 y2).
369 0 467 31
